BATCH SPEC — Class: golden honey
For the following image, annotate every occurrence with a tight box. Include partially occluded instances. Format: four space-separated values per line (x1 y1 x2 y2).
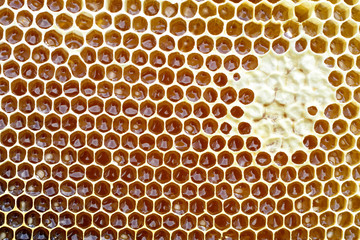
0 0 360 239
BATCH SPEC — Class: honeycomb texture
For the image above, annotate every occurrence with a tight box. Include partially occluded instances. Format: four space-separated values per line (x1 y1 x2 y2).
1 0 360 239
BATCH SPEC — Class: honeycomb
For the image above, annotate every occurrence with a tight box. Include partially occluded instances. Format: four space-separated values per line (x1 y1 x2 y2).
1 0 360 239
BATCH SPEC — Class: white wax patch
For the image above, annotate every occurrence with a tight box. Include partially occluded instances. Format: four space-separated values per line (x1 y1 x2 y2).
227 49 335 153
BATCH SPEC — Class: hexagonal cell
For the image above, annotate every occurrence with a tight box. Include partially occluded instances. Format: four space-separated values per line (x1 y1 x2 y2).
10 112 26 130
79 47 96 65
24 28 42 45
224 20 241 38
295 38 308 52
264 22 281 39
244 22 262 38
272 38 289 54
21 62 37 80
237 3 253 21
75 13 93 31
36 130 53 149
133 16 148 32
169 18 186 37
283 20 300 39
53 130 69 149
55 13 72 30
126 0 141 15
330 38 346 55
337 54 354 71
349 37 360 54
65 32 84 49
310 36 328 54
68 130 85 149
334 3 350 21
13 44 30 62
45 179 60 196
18 163 35 180
62 81 78 98
38 63 55 81
26 179 42 196
32 46 50 63
180 0 197 18
98 47 113 64
5 26 24 44
273 3 292 21
54 98 70 114
105 31 121 47
341 20 357 38
45 81 61 98
315 2 332 20
0 8 14 26
95 12 111 29
7 210 24 228
78 115 94 133
34 164 51 181
1 95 17 113
44 30 63 47
295 3 311 22
323 20 339 38
159 2 175 18
27 114 43 133
302 18 321 37
36 12 53 29
9 146 26 164
11 79 27 96
50 48 68 65
77 180 93 197
3 60 20 78
199 1 216 18
324 56 335 68
124 33 140 50
131 49 148 66
113 14 130 31
254 3 271 21
218 3 234 20
16 195 33 213
60 115 75 132
87 129 103 149
141 0 158 16
332 119 348 135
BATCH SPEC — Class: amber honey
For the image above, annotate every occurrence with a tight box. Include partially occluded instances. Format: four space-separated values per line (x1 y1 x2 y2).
1 0 360 239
